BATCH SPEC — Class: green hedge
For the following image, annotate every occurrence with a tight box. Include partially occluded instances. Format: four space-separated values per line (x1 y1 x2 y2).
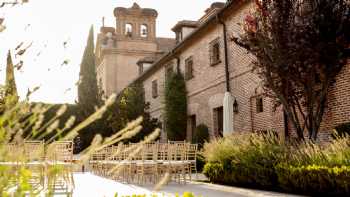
276 165 350 195
203 134 350 195
204 162 350 195
203 162 277 188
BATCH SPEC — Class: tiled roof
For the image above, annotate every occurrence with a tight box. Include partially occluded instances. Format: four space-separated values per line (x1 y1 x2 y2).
172 20 199 32
156 37 176 52
137 53 164 65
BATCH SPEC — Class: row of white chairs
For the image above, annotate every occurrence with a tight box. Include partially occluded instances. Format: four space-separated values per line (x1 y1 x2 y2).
0 141 74 196
89 141 198 185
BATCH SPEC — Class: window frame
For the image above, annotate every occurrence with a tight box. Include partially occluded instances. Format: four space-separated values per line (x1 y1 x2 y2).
256 96 264 113
152 80 158 98
185 56 194 80
209 38 221 66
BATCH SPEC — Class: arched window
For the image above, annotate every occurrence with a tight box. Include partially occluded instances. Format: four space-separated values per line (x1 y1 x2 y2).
140 24 148 37
125 23 133 36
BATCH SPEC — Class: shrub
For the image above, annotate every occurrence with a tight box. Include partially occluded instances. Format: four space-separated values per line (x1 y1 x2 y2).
276 165 350 195
203 133 285 188
203 163 224 183
196 153 206 172
203 132 350 195
192 124 209 148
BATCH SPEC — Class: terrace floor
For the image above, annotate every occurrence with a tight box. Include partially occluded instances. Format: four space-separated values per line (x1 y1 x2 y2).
71 173 304 197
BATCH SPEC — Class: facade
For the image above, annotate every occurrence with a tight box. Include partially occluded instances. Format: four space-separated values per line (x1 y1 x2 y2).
96 1 350 142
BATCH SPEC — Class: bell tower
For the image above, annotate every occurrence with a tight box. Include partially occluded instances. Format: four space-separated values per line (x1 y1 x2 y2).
114 3 157 41
96 3 169 97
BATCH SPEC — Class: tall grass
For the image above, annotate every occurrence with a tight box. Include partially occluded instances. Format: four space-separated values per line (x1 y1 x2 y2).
204 132 350 168
203 132 350 194
0 94 161 196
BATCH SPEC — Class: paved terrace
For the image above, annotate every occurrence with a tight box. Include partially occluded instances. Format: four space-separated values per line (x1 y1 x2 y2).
71 173 304 197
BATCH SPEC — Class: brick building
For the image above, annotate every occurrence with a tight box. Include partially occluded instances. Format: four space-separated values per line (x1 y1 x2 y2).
96 1 350 142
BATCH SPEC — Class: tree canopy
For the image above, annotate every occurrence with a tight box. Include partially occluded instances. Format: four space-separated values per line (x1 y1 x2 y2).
233 0 350 140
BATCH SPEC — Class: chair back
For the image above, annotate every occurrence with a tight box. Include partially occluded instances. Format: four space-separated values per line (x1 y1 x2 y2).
24 140 45 161
49 141 73 163
2 143 23 162
187 144 198 162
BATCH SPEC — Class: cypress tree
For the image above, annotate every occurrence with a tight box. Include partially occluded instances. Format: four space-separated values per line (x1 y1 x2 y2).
78 25 101 117
4 50 18 106
164 72 187 141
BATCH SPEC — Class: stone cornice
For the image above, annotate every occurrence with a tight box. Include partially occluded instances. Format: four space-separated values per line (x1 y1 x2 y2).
100 48 156 56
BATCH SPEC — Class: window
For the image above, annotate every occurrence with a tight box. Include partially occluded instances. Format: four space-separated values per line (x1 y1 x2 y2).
140 24 148 37
165 65 173 79
125 23 133 37
256 97 264 113
185 57 194 80
152 80 158 98
176 31 183 43
210 38 221 66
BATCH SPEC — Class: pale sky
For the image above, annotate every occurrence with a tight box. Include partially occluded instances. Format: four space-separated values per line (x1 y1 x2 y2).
0 0 225 104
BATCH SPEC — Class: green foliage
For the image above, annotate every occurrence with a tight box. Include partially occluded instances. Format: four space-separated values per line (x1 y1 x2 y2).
203 163 224 183
234 0 350 141
22 83 160 152
276 165 350 195
0 85 5 113
106 83 161 143
192 124 209 148
196 153 206 173
77 25 101 117
203 134 284 187
203 133 350 195
164 72 187 141
76 26 106 151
